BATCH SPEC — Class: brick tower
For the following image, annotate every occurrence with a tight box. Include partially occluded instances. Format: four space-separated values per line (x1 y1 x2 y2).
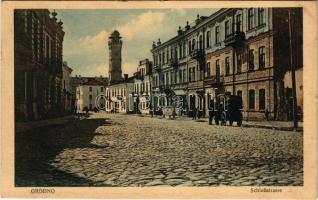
108 30 123 84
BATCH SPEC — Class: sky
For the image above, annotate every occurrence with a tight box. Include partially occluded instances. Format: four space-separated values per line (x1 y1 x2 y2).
55 9 217 77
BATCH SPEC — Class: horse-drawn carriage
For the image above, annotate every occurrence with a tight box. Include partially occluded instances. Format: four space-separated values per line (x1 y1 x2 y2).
210 93 243 126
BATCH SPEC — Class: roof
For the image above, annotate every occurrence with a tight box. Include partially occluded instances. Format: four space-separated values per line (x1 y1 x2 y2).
82 79 105 86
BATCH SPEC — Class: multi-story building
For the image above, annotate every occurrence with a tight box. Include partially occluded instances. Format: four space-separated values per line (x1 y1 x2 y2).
105 75 134 113
70 76 108 109
76 79 106 111
133 59 153 114
151 8 303 120
62 61 73 113
14 9 65 121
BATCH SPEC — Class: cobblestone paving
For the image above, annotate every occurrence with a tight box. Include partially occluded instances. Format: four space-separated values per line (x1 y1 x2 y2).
16 113 303 186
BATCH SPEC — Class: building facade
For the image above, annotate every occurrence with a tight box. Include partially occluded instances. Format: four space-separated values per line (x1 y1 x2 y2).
71 76 108 111
14 9 65 121
133 59 153 114
105 77 134 113
62 61 73 113
151 8 303 120
76 79 106 111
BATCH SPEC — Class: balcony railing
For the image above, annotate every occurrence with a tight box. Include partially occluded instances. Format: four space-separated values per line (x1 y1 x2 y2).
204 75 224 88
153 64 162 72
224 31 245 47
169 58 178 68
190 49 205 61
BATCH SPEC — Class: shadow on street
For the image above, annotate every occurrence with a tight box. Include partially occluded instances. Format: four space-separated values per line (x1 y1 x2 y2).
15 118 107 186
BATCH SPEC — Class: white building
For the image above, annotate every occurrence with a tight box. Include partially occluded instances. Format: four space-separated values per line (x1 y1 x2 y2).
133 59 153 114
76 79 106 111
105 76 134 113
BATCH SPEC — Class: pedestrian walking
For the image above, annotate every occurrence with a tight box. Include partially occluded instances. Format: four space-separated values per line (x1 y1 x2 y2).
192 106 197 120
208 101 214 125
265 109 269 121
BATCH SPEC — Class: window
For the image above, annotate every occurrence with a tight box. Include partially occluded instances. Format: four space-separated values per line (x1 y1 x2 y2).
179 69 182 83
199 35 203 50
175 71 178 84
259 46 265 69
163 52 165 64
236 14 242 32
206 31 211 48
89 94 92 100
216 59 220 80
225 57 230 75
189 68 192 82
188 40 191 54
225 20 230 37
206 62 211 77
183 42 186 58
89 104 92 110
259 89 266 110
248 49 254 71
192 39 195 51
249 89 255 109
237 90 242 97
170 71 174 84
237 53 242 74
89 87 92 92
166 50 169 62
183 69 186 82
192 67 196 82
100 87 104 92
215 26 220 44
258 8 265 25
248 8 255 30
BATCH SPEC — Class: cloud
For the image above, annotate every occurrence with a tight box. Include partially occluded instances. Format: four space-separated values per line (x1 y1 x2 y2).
173 8 187 16
116 11 166 41
122 62 138 76
73 63 108 77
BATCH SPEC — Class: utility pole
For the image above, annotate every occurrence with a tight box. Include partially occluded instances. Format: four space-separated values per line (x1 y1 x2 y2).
288 9 298 129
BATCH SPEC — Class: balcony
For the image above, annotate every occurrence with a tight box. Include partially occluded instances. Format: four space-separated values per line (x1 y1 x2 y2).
153 64 162 72
169 58 178 68
204 75 224 88
190 49 205 61
224 31 245 47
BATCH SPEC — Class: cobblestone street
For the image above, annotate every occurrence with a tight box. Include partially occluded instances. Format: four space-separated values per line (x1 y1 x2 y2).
15 113 303 187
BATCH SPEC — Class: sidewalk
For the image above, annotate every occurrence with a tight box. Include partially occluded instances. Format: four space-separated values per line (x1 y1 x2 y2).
15 115 77 133
134 113 303 132
242 120 303 132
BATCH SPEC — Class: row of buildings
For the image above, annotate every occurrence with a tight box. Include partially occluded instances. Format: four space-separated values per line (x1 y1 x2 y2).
14 9 75 121
96 8 303 121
